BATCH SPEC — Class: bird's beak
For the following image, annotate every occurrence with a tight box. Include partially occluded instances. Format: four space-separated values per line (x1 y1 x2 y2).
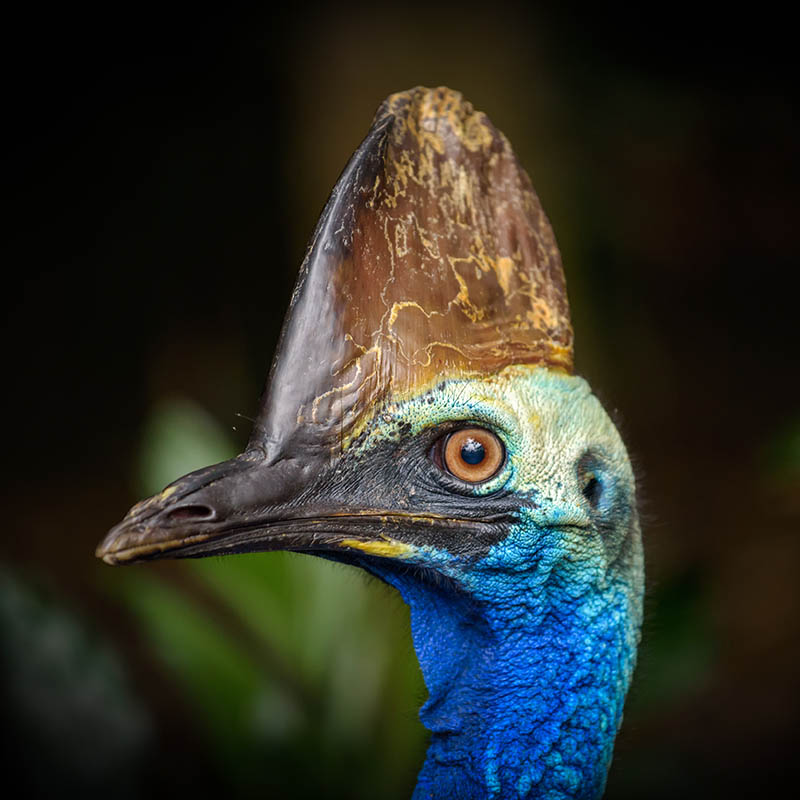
96 448 414 566
98 87 570 570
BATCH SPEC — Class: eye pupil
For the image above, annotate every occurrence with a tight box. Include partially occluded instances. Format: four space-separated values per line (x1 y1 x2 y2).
460 438 485 465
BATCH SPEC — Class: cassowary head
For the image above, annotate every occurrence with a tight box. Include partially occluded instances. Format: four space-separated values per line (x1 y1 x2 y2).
98 87 644 800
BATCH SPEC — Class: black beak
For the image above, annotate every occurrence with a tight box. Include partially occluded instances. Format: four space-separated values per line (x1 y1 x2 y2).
96 448 415 566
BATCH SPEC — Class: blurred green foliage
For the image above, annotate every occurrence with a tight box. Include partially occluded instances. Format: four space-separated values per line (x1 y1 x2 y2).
0 568 150 796
108 397 426 797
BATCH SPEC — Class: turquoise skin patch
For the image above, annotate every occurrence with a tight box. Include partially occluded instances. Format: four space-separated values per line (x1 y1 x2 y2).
348 366 644 798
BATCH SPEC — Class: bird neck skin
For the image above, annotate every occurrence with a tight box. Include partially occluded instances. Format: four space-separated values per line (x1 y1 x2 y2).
363 523 641 800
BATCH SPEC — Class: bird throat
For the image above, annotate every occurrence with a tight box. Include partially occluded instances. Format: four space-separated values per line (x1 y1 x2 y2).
362 526 640 800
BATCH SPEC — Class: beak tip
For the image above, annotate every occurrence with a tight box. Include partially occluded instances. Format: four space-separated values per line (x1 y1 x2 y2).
95 539 119 565
96 519 136 565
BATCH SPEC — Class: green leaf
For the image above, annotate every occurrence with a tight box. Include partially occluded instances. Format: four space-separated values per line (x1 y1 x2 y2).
136 396 237 496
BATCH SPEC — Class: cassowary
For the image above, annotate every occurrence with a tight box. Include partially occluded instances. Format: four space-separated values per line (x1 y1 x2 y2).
98 86 644 799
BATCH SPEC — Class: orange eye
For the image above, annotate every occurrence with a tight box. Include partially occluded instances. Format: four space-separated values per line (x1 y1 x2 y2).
441 428 505 483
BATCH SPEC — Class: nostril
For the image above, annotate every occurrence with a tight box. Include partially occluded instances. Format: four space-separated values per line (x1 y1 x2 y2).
165 504 216 523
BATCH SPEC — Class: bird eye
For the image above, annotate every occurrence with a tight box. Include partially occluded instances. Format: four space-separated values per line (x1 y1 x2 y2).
436 427 505 483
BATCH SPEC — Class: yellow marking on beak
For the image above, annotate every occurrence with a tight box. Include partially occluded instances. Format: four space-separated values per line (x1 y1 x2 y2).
339 538 414 558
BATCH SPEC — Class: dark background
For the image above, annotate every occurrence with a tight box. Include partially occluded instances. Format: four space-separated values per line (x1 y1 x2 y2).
3 3 798 798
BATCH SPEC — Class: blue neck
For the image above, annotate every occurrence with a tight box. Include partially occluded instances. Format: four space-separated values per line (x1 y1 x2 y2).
363 531 639 800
